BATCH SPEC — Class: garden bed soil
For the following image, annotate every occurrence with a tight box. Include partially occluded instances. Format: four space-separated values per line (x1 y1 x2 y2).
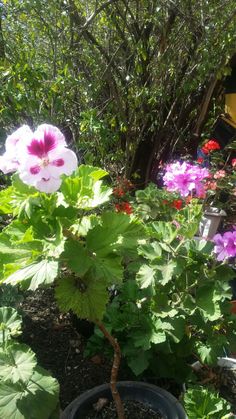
18 287 236 415
19 287 113 409
84 399 163 418
18 287 131 410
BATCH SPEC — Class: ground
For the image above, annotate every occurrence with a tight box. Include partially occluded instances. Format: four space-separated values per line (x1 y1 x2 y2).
18 287 236 415
19 287 114 410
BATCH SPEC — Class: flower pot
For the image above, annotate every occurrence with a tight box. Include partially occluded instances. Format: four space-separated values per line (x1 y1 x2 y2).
61 381 187 419
198 207 226 239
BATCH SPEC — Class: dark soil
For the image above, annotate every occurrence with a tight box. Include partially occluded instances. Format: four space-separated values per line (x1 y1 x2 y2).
18 287 130 410
85 400 163 419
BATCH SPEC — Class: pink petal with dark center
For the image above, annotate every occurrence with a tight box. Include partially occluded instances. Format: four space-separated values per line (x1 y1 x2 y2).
27 136 56 158
43 131 58 153
52 158 64 167
30 165 41 175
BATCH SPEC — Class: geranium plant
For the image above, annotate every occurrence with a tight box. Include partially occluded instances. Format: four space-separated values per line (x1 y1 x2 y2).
0 124 145 419
198 138 236 213
86 181 236 388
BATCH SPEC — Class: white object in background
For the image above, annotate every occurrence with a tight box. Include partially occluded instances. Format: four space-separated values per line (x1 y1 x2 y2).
191 357 236 371
199 207 227 239
217 357 236 369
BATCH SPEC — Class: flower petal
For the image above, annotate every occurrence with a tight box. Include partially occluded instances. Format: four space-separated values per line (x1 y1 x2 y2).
5 125 33 153
35 124 66 147
35 177 62 193
48 148 78 176
0 153 18 174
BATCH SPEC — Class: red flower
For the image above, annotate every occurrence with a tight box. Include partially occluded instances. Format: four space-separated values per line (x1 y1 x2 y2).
201 139 220 155
162 199 169 205
113 187 125 197
115 201 133 214
232 158 236 167
185 196 192 204
171 199 183 210
197 157 204 164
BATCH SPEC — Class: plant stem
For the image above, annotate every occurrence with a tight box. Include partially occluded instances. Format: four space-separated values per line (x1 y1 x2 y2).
95 320 125 419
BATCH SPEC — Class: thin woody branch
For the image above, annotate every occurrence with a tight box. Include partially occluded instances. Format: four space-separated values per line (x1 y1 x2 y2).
95 320 125 419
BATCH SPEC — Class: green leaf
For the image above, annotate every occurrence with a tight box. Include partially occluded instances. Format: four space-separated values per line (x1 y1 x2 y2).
87 212 135 257
214 264 236 281
156 260 176 285
0 366 59 419
63 238 123 284
165 317 186 343
4 260 58 291
196 285 221 321
91 254 123 284
0 343 36 383
132 319 166 350
189 238 214 254
183 386 231 419
71 215 99 236
12 174 36 195
0 307 22 343
195 335 228 365
0 233 32 265
149 222 177 244
138 242 162 260
63 240 92 276
0 187 15 214
136 264 156 289
127 351 151 376
61 165 112 209
56 276 109 321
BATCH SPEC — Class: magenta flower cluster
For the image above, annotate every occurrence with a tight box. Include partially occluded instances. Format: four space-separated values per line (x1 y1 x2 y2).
213 231 236 261
0 124 78 193
163 161 209 197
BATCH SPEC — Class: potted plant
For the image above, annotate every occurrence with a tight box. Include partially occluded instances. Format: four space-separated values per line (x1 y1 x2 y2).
0 124 187 418
197 138 236 237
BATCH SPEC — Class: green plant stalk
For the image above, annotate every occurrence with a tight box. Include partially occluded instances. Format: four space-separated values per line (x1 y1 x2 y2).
95 320 125 419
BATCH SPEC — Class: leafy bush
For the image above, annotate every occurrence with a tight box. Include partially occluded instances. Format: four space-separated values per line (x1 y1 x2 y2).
86 185 236 381
183 386 231 419
0 306 59 419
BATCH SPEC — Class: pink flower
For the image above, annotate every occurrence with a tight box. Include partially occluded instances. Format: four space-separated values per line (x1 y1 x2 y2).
232 158 236 167
163 161 209 198
213 170 226 179
18 124 77 193
213 231 236 261
0 125 33 173
205 180 217 191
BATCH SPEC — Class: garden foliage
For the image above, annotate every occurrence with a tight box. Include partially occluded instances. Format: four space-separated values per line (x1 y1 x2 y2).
0 165 144 322
0 304 59 419
1 1 236 179
86 184 236 380
183 386 231 419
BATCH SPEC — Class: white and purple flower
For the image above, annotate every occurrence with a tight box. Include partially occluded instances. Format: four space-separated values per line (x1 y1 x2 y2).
0 125 33 173
213 231 236 261
0 124 78 193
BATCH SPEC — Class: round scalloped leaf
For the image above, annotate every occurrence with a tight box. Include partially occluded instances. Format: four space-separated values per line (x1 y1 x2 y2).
55 275 109 321
0 366 59 419
0 343 36 383
0 307 22 343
